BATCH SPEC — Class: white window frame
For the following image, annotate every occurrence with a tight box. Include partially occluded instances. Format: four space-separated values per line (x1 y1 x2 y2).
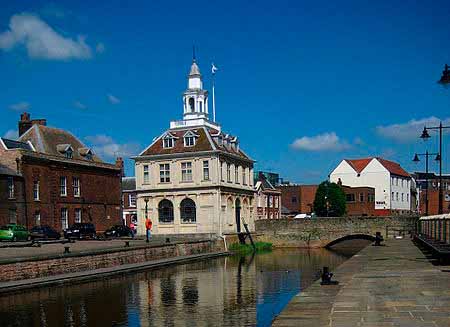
181 162 193 182
61 208 68 229
33 181 40 201
159 163 170 183
129 193 137 207
74 208 82 223
60 177 67 196
7 176 14 199
163 137 174 149
227 163 231 182
203 160 210 181
73 177 80 197
235 166 239 184
143 165 150 184
184 136 196 147
243 168 247 185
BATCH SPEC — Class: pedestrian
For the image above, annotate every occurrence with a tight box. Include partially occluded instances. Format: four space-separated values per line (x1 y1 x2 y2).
130 221 135 239
145 217 152 243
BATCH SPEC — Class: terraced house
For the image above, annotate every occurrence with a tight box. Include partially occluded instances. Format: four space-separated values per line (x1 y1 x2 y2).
134 58 255 236
0 113 123 231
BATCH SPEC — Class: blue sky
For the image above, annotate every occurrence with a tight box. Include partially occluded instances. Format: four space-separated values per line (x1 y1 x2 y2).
1 1 450 182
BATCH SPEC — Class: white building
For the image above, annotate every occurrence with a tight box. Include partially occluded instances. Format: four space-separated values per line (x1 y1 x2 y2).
133 58 255 236
329 157 412 215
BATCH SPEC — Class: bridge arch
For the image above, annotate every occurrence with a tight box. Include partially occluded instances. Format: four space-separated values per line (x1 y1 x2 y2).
325 234 376 248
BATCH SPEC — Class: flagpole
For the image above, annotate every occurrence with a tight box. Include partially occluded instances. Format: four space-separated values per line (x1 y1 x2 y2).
212 72 216 122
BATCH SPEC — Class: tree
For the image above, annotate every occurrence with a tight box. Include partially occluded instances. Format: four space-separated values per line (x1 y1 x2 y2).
313 181 346 217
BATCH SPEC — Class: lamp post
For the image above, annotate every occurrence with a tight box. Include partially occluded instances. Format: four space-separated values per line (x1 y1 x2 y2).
420 123 449 214
413 151 440 216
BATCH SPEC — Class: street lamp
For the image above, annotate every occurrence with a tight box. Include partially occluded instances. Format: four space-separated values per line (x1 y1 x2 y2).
420 122 450 214
144 198 149 243
413 151 440 216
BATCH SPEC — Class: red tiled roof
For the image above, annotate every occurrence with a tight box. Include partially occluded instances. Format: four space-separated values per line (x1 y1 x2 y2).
345 157 410 178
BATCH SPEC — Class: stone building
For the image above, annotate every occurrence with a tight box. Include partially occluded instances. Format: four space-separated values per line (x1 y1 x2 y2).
133 58 255 236
0 113 123 231
255 173 281 219
122 176 137 226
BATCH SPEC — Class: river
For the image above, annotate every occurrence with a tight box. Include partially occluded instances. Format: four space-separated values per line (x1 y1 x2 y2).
0 242 368 327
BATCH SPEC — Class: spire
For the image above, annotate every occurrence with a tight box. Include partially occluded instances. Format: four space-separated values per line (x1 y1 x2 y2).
189 60 201 77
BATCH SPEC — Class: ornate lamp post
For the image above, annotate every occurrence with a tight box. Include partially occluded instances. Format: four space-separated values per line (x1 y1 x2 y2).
420 123 449 214
413 151 440 216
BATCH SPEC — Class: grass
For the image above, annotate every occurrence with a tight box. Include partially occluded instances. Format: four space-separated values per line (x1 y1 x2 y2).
229 241 273 254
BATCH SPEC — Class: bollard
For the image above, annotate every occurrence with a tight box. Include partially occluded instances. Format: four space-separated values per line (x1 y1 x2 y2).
64 246 70 254
320 266 339 285
373 231 384 246
166 237 170 243
124 241 130 247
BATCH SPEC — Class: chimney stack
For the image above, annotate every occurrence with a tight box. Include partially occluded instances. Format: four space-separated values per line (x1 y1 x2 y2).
18 112 47 137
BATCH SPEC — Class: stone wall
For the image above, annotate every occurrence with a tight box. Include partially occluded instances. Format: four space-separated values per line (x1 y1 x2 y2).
256 216 418 248
0 240 223 283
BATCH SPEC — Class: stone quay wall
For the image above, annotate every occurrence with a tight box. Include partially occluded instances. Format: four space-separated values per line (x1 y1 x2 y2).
0 240 223 283
256 216 419 248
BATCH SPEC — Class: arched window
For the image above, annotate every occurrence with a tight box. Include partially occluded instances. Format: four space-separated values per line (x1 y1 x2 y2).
180 198 196 223
189 98 195 112
199 101 203 112
158 199 174 224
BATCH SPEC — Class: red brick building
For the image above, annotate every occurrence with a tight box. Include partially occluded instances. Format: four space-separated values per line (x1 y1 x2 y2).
278 183 376 216
0 163 25 226
122 177 137 226
278 185 318 215
0 113 123 231
414 172 450 215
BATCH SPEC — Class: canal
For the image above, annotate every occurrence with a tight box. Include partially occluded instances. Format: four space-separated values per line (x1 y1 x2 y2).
0 243 367 327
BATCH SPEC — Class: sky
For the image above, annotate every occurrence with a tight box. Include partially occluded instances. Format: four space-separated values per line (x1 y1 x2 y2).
1 0 450 182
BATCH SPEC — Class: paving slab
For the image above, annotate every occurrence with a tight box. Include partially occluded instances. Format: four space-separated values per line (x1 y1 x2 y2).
273 239 450 327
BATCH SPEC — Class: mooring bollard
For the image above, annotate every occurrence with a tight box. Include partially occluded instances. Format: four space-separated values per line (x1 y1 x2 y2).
124 241 130 247
64 246 70 254
320 266 339 285
166 237 170 243
374 231 384 246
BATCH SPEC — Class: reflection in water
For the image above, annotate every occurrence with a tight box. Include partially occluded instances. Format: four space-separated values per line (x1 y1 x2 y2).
0 246 364 327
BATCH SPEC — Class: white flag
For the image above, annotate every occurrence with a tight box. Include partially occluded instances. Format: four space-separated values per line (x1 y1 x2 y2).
211 63 218 74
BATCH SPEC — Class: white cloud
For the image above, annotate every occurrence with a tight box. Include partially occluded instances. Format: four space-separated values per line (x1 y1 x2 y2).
85 134 140 159
107 94 120 104
73 101 87 109
96 42 105 53
0 13 92 60
3 129 18 140
376 117 450 143
291 132 351 152
9 101 30 111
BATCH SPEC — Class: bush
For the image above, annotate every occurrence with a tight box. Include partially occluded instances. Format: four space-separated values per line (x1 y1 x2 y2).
313 181 346 217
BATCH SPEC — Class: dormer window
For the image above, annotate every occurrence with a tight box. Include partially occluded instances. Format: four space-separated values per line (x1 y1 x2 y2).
57 144 74 158
65 148 73 159
85 152 93 160
78 147 93 160
183 130 198 147
163 138 174 148
162 133 177 149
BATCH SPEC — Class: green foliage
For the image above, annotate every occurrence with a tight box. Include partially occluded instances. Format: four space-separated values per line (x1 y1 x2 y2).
313 181 346 217
229 242 273 254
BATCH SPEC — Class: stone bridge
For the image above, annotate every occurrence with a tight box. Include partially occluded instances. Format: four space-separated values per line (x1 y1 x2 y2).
255 216 418 248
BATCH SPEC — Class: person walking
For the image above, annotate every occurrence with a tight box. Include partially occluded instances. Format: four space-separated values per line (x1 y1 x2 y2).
145 217 152 243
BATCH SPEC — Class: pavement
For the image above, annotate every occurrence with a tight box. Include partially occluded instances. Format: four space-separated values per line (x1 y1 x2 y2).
272 238 450 327
0 235 213 263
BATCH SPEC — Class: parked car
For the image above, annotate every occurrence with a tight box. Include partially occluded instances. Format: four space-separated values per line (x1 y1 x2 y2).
104 225 133 238
294 213 311 219
30 225 61 240
64 223 96 240
0 224 30 242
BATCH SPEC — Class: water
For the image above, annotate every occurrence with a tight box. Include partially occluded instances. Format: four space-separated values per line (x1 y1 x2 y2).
0 245 366 327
